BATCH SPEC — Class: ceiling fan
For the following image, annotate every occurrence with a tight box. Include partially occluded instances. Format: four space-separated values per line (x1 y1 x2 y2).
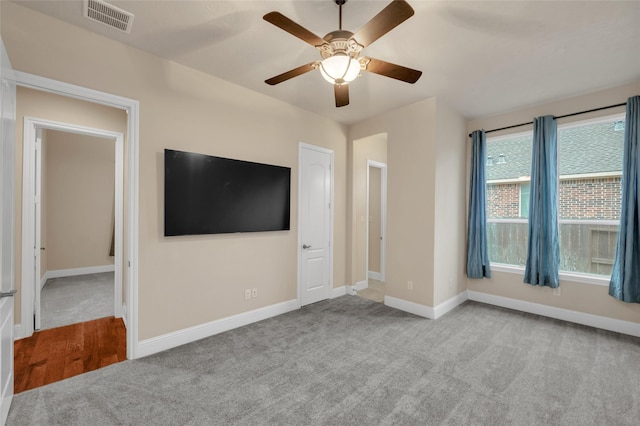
263 0 422 107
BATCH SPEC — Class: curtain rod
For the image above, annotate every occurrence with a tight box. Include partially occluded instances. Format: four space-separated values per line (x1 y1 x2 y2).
467 102 627 138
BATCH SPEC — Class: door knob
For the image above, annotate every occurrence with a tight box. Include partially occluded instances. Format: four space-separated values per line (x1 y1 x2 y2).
302 244 312 249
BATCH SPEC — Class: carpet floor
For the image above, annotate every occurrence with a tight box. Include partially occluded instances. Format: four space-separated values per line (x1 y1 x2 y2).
41 272 114 330
7 296 640 425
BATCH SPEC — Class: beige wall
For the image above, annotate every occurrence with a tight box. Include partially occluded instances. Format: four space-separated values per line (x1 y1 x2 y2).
44 129 115 271
350 98 438 306
350 133 387 285
466 81 640 323
13 86 127 325
433 102 467 305
350 97 467 308
2 2 348 340
368 166 381 274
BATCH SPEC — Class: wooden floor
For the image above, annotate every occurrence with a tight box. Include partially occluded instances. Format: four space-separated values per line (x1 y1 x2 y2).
14 316 126 394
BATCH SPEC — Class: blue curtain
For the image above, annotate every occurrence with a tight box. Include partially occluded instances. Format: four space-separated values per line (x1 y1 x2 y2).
466 130 491 279
609 96 640 303
524 115 560 287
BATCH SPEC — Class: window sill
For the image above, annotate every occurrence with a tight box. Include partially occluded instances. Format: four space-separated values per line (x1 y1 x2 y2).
489 263 610 287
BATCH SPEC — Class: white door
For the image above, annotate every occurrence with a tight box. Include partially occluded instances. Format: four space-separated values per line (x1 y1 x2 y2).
0 37 17 424
299 144 333 306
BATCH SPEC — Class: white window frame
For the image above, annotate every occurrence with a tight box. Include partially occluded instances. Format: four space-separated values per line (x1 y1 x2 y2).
486 113 625 286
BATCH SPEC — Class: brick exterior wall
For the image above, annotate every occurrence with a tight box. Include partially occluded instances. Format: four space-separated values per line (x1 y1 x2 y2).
559 177 621 220
487 183 520 218
487 176 621 220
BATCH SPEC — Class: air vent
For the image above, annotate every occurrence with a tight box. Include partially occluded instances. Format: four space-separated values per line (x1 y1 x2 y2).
83 0 134 33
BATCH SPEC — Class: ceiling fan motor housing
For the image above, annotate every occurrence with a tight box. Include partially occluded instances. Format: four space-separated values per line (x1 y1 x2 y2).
320 30 363 60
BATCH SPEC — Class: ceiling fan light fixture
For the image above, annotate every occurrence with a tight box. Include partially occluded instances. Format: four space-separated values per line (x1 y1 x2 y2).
319 54 360 85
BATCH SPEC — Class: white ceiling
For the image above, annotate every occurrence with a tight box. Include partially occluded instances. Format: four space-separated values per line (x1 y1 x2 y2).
13 0 640 124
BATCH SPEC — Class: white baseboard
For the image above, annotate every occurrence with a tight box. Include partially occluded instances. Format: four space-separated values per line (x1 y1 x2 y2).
345 280 368 296
368 271 383 281
467 290 640 338
433 291 469 319
136 299 300 358
354 280 368 291
331 285 347 298
384 291 469 319
384 295 435 319
121 303 127 326
46 265 115 280
14 323 25 340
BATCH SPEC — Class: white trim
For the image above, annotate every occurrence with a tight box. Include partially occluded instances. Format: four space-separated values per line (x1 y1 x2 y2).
44 265 115 280
365 160 387 283
355 280 368 291
557 112 625 130
368 271 383 281
384 292 469 320
488 171 622 185
467 291 640 338
13 324 24 341
40 272 48 291
12 71 140 359
384 295 434 319
22 118 124 332
346 280 368 296
121 303 128 328
330 285 347 298
297 142 334 307
137 299 299 358
433 291 469 319
490 263 610 287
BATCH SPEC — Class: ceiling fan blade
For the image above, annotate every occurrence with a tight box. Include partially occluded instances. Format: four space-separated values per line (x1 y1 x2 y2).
263 12 327 48
352 0 415 48
265 62 318 85
362 57 422 83
334 84 349 107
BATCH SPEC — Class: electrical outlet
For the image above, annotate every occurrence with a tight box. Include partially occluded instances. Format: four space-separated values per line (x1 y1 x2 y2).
407 281 413 290
553 287 561 296
244 289 251 300
252 288 258 298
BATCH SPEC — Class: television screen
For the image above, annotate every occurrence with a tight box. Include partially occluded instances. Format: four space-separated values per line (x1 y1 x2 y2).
164 149 291 236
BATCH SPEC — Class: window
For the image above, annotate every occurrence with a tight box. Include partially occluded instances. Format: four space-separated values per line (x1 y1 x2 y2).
485 133 532 267
485 115 624 277
557 117 623 277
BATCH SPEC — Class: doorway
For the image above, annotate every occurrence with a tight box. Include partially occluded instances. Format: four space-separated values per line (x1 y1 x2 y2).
22 118 124 333
9 71 139 361
361 161 387 303
351 133 387 303
37 128 119 330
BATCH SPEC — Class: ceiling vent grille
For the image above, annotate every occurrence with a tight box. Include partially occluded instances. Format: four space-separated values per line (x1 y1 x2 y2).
83 0 134 33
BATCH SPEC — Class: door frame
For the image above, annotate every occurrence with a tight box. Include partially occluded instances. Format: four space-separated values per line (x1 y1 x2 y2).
297 142 334 306
22 117 123 331
11 71 140 359
366 160 387 282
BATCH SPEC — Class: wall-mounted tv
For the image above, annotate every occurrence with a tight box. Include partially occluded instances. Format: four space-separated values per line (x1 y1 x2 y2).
164 149 291 236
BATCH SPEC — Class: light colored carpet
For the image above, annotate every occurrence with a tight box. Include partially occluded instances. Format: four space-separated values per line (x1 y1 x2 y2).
40 272 114 330
358 279 385 303
8 296 640 425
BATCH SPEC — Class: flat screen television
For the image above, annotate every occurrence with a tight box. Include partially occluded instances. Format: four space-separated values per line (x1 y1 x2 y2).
164 149 291 236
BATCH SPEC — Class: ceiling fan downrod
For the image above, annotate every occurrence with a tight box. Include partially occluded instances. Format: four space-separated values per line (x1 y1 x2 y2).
336 0 346 30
